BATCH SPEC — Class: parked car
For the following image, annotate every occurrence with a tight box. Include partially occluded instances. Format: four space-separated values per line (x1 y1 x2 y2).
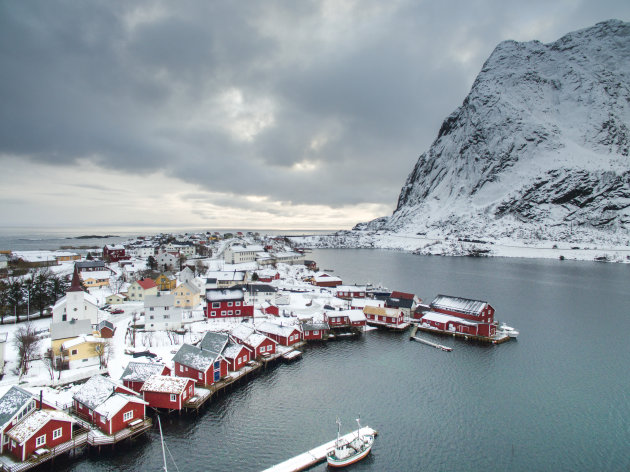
110 308 124 314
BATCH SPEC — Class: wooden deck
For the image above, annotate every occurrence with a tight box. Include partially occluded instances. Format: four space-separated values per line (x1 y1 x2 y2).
0 428 89 472
366 320 412 331
260 426 378 472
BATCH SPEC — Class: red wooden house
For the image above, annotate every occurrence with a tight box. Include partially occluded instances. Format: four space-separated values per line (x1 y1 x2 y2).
230 324 277 358
103 244 128 262
222 340 254 371
324 310 367 329
205 289 253 319
427 294 496 337
141 375 195 411
6 409 75 462
0 387 37 455
256 321 302 346
301 322 330 341
92 394 148 435
311 273 342 287
261 302 279 316
120 362 172 393
364 306 406 327
72 375 139 424
335 286 367 299
173 344 228 386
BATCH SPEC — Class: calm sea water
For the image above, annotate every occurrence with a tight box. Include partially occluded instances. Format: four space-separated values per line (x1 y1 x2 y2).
52 249 630 472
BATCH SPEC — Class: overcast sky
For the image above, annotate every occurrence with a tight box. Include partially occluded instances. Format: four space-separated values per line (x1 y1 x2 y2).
1 1 628 231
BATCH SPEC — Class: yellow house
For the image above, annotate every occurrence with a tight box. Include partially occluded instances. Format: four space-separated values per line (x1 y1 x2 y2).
172 281 201 309
155 273 177 291
52 335 106 369
79 270 111 289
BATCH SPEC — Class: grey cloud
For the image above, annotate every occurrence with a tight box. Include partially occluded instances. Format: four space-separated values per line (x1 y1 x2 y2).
1 0 629 219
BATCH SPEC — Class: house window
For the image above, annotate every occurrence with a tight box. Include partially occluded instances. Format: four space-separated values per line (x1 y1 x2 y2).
198 373 202 380
35 434 46 447
164 307 169 311
212 302 220 308
170 394 176 402
149 307 154 311
123 410 133 422
211 311 216 317
227 311 233 316
235 310 241 315
228 302 233 307
52 427 63 440
71 349 78 356
235 302 241 306
164 315 170 319
314 330 319 335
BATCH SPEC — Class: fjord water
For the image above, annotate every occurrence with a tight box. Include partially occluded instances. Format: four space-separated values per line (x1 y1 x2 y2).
63 249 630 472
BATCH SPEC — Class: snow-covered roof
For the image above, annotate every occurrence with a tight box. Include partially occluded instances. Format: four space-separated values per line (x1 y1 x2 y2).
363 306 402 317
205 289 244 302
257 321 300 337
11 251 57 263
8 409 75 445
351 298 384 309
144 294 175 308
50 319 93 341
313 273 342 282
335 309 366 322
302 322 330 331
206 271 246 281
72 375 134 411
199 331 229 353
0 386 33 428
175 281 200 295
173 344 219 371
80 270 111 280
386 297 414 309
431 295 488 316
230 324 273 348
222 340 250 359
336 286 367 292
62 335 105 350
93 393 147 420
105 244 125 250
228 245 264 253
421 311 478 326
141 375 191 394
76 261 106 270
120 362 168 382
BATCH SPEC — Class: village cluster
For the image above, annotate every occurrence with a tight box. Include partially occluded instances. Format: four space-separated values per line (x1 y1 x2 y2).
0 231 510 471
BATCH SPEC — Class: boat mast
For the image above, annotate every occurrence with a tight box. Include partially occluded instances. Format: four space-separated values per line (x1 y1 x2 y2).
336 417 341 448
158 415 168 472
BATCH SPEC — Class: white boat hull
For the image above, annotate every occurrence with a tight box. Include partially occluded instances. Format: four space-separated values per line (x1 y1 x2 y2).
327 435 374 468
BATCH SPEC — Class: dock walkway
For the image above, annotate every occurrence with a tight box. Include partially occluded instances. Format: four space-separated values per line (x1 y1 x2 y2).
261 426 378 472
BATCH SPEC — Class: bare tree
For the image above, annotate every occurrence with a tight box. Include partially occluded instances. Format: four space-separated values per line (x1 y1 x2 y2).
43 348 56 381
142 331 154 348
96 339 113 368
165 330 179 345
13 323 41 377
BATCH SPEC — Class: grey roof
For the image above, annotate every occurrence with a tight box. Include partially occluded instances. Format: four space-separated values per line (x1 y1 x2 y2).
97 320 115 331
50 319 93 341
233 284 277 294
172 344 218 371
199 331 229 354
72 375 119 411
431 295 488 316
0 386 34 428
76 261 106 270
302 322 330 331
386 297 414 309
120 362 167 382
144 293 175 308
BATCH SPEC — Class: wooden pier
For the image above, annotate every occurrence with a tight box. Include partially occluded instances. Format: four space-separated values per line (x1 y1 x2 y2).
366 320 412 331
261 426 378 472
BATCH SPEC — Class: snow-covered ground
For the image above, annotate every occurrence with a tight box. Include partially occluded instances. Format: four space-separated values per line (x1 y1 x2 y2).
291 230 630 263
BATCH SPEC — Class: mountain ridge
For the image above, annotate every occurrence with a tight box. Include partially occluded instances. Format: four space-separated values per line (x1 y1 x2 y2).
355 19 630 244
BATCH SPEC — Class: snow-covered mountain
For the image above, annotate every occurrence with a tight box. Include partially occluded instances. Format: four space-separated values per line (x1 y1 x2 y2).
357 19 630 245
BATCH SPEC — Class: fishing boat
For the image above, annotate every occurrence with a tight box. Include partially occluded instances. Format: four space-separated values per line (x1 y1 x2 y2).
498 322 519 338
327 417 375 468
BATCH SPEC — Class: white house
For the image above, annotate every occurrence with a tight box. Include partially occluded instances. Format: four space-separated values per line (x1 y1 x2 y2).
52 270 99 324
224 245 264 264
144 294 182 331
156 251 179 271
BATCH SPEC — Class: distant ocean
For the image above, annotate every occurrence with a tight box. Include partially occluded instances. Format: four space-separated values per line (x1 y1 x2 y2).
0 226 332 252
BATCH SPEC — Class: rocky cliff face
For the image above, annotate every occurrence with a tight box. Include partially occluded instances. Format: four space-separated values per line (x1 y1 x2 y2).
358 20 630 243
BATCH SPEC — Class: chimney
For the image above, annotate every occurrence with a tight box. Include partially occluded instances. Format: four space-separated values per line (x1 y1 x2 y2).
39 390 43 410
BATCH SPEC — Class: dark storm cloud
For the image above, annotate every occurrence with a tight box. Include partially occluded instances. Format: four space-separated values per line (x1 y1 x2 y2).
1 0 629 215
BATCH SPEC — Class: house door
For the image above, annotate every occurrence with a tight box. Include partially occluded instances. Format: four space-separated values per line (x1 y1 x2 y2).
214 369 220 382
